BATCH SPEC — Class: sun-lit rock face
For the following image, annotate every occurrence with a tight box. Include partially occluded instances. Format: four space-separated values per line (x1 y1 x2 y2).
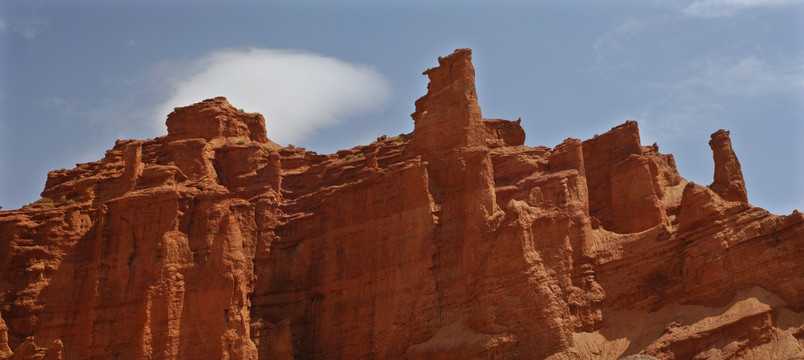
1 49 802 360
708 129 748 203
166 96 270 143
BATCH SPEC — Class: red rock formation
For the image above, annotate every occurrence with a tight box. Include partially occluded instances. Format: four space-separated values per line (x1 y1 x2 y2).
1 313 12 358
0 49 802 359
165 97 270 143
708 129 749 203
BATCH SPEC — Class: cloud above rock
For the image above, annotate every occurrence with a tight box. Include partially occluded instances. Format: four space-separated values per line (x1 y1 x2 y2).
156 48 391 145
683 0 802 17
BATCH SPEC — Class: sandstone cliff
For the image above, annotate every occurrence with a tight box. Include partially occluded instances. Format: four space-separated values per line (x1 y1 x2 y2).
1 49 802 360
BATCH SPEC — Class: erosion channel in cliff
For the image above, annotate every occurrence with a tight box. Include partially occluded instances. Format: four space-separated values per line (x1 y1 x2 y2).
1 49 802 360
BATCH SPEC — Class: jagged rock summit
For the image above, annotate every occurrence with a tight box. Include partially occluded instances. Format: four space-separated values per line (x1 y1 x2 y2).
166 96 270 143
1 49 802 360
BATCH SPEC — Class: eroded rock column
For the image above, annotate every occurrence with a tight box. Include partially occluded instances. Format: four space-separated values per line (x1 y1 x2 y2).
0 311 12 358
708 129 748 203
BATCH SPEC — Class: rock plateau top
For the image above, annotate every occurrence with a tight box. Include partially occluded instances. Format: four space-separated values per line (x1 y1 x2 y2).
1 49 802 359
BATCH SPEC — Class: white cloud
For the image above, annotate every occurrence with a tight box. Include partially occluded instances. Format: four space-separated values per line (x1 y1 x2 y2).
1 17 47 39
683 0 803 17
590 17 663 71
632 96 727 142
592 19 647 52
635 54 803 142
654 55 804 97
154 48 391 145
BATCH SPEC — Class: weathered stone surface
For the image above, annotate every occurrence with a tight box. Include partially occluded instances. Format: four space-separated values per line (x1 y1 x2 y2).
0 312 12 358
0 49 801 359
166 96 270 143
709 129 748 203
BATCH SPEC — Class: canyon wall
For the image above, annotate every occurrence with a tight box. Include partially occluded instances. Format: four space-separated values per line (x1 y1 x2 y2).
1 49 802 359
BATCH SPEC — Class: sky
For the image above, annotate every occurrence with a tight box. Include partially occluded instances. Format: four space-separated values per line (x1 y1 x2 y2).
1 0 802 214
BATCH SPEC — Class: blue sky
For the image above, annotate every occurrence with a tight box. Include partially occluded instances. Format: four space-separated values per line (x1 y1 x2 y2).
1 0 802 214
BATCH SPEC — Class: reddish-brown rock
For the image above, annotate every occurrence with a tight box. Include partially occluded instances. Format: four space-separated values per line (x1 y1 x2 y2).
166 97 271 143
1 312 12 358
708 129 748 203
1 49 802 359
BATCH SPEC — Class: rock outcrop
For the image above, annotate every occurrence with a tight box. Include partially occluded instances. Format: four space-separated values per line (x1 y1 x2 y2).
1 49 802 360
708 129 748 203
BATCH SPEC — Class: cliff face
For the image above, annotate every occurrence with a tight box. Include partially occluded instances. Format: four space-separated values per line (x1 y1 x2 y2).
1 49 802 360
